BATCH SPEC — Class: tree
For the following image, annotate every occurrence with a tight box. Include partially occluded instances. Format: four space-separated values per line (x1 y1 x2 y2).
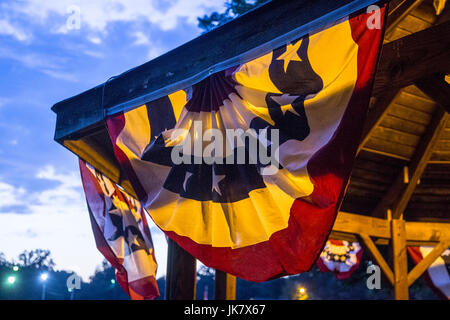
196 265 215 300
198 0 269 32
17 249 55 270
81 259 129 300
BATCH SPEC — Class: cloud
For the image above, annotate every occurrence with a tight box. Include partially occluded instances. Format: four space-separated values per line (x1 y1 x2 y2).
132 31 150 46
0 181 26 209
0 165 169 281
0 19 31 42
32 165 84 215
82 50 104 59
0 165 98 280
0 165 84 216
87 36 102 45
6 0 224 33
0 47 78 82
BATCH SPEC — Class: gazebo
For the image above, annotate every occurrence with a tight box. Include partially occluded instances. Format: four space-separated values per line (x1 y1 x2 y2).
52 0 450 300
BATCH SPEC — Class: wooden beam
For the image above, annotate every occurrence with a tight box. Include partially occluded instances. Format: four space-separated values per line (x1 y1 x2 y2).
385 0 424 35
373 20 450 96
360 146 410 161
407 240 450 286
391 219 409 300
165 239 197 300
333 211 391 239
435 2 450 25
51 0 379 142
371 108 449 219
392 110 449 218
357 89 400 154
415 73 450 113
215 270 237 300
332 212 450 244
406 221 450 243
358 233 394 285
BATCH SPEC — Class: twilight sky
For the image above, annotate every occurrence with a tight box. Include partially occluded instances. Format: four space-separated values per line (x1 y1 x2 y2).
0 0 226 281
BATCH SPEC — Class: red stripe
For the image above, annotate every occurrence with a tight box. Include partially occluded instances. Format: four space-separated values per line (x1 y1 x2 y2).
79 160 131 295
161 7 386 282
79 160 159 299
107 114 149 202
408 247 449 300
128 276 160 300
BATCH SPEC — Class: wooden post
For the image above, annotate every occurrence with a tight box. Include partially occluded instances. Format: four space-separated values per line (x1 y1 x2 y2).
166 238 197 300
215 270 236 300
391 219 409 300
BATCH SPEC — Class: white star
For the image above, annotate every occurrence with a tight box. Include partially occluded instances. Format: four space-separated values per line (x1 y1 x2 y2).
270 94 301 116
211 167 225 196
126 230 140 248
183 171 193 192
270 94 298 106
281 106 301 116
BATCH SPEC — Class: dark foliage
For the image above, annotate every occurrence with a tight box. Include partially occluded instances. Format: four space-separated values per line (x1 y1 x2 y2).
191 251 438 300
0 249 440 300
197 0 270 32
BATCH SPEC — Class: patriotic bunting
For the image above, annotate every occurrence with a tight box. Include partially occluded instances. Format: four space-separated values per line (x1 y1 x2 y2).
408 246 450 300
79 159 159 299
316 240 363 279
102 5 386 282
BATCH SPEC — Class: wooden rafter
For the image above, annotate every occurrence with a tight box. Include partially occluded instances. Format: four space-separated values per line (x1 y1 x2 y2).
359 11 450 157
435 2 450 24
371 108 449 219
357 89 400 154
373 20 450 96
391 111 449 219
385 0 425 35
416 73 450 113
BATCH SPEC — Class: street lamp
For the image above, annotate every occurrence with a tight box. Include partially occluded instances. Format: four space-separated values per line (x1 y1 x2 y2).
12 266 19 272
296 285 308 300
68 288 75 300
7 276 16 285
40 273 49 300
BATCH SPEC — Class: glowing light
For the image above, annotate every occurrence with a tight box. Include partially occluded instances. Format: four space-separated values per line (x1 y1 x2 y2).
110 279 116 285
7 276 16 284
12 266 19 272
40 273 49 281
296 285 308 300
